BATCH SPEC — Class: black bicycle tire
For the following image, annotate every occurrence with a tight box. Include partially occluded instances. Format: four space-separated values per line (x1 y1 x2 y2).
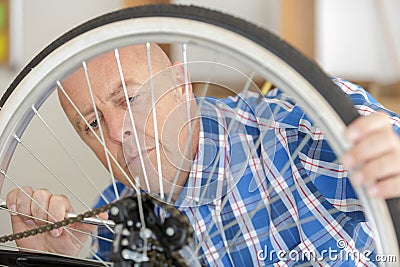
0 3 398 264
0 249 103 267
0 4 359 125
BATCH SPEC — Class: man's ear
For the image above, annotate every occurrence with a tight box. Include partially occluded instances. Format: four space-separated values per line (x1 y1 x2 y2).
172 61 193 100
172 61 185 85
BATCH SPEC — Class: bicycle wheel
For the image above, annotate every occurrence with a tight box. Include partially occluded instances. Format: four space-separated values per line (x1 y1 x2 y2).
0 4 398 266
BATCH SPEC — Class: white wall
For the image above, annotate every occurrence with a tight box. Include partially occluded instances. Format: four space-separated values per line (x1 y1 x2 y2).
0 0 122 94
0 0 122 254
316 0 400 84
172 0 281 35
170 0 280 88
173 0 400 84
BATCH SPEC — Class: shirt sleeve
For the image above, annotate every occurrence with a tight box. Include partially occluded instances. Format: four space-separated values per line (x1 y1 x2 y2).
299 78 400 214
91 182 130 261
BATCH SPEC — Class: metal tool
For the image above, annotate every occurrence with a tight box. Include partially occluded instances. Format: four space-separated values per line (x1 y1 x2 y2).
0 200 115 228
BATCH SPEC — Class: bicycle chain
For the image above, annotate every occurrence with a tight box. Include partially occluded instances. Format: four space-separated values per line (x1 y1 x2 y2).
0 202 114 243
0 195 192 252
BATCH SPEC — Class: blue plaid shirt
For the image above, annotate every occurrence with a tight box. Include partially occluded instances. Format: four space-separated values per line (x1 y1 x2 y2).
92 79 400 266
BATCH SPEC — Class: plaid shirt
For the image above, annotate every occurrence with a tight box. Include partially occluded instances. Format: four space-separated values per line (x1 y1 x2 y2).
92 79 400 266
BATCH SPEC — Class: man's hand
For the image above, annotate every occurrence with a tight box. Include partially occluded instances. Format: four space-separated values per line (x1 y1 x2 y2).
6 187 107 256
343 112 400 198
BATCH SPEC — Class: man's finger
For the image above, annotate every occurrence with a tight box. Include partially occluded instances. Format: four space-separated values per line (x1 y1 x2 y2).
346 111 390 143
15 187 35 225
351 150 400 187
367 175 400 199
342 127 399 169
48 195 73 237
31 189 51 225
6 188 20 215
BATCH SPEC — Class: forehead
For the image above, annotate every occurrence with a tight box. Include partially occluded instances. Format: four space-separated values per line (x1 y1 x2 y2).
62 44 169 98
59 47 148 111
65 46 147 88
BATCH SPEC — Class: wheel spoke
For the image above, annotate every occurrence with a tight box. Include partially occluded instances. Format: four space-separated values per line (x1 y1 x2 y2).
114 48 148 237
82 61 120 201
0 170 110 264
0 204 113 243
167 53 221 203
57 81 137 192
145 42 164 200
12 135 97 214
31 105 110 205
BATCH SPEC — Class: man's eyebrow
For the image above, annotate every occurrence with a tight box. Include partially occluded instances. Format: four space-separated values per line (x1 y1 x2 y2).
74 107 95 131
75 85 128 127
106 87 123 100
106 79 141 101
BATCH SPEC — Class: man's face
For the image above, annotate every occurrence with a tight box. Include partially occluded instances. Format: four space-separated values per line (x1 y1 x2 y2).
58 44 199 198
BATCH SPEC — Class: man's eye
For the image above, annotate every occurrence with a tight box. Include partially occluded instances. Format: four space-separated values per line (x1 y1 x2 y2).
128 95 137 103
83 118 101 135
120 95 139 108
89 119 98 129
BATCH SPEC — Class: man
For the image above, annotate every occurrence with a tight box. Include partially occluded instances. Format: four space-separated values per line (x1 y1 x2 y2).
6 44 400 265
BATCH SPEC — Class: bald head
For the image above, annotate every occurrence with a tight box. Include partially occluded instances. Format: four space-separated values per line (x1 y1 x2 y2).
56 43 199 195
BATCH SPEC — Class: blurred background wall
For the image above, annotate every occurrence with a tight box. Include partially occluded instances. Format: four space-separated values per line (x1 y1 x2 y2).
315 0 400 112
0 0 123 247
0 0 122 93
1 0 399 108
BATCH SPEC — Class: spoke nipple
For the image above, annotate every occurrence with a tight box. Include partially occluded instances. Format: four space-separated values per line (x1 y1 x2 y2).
110 206 120 216
13 135 21 143
82 61 87 71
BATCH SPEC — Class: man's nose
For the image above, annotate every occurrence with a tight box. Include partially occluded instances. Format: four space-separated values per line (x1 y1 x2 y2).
106 111 125 144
